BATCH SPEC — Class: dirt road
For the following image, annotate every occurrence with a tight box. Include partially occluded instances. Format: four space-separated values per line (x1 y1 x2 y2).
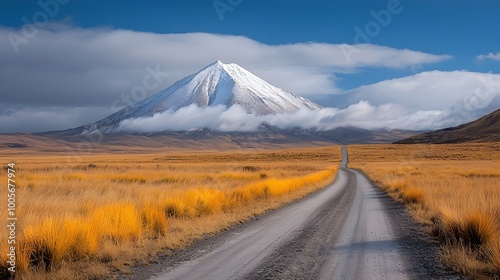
145 147 460 280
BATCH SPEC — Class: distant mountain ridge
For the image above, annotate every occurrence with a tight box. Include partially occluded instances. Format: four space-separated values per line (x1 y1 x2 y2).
8 126 416 153
82 61 320 133
395 109 500 144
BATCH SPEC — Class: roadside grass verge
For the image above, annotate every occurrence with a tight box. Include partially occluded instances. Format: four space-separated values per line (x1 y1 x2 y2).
349 143 500 279
0 146 340 279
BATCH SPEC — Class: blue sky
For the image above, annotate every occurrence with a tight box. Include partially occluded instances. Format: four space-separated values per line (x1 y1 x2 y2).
3 1 500 79
0 0 499 132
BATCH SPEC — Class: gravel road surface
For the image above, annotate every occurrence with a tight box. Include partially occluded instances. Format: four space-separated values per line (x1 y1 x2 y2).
136 147 461 280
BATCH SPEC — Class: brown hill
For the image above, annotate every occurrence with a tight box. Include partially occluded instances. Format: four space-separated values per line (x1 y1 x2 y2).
0 127 418 155
395 109 500 144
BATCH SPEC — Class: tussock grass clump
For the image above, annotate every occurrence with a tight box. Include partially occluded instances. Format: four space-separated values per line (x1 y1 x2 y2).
110 175 147 184
15 203 144 272
162 188 228 218
18 216 100 271
402 187 425 204
141 205 168 237
91 203 143 242
242 165 260 172
436 209 496 249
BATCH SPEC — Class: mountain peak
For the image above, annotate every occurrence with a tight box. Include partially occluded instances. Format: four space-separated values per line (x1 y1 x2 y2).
83 61 321 133
203 60 243 77
201 59 231 73
207 60 225 67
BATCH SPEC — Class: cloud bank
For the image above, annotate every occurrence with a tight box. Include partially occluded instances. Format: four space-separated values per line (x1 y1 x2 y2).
116 99 495 134
0 25 449 109
476 52 500 61
117 103 425 133
347 71 500 111
2 25 498 133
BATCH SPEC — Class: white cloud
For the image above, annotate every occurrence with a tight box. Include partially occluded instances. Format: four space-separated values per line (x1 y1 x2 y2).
116 101 481 133
344 71 500 129
8 24 499 134
347 71 500 111
118 105 263 132
476 52 500 61
0 25 451 110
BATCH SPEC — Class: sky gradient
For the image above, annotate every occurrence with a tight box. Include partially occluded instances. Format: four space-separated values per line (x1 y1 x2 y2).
0 0 499 133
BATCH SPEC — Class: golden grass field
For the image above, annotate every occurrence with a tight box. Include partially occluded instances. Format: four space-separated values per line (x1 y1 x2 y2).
0 146 341 279
349 143 500 279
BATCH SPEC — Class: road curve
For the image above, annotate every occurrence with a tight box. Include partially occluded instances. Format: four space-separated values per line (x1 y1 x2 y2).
148 146 459 280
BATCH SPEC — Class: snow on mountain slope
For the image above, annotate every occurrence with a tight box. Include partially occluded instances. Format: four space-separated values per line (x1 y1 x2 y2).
83 61 321 132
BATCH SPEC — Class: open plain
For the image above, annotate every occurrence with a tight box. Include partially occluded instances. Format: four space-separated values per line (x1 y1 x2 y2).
1 142 498 279
0 145 340 279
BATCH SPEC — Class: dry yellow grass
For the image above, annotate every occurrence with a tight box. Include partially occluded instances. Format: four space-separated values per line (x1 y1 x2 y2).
349 143 500 278
0 146 340 279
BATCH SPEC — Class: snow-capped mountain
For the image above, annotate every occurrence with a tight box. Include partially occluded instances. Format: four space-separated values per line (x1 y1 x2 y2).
83 60 321 133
